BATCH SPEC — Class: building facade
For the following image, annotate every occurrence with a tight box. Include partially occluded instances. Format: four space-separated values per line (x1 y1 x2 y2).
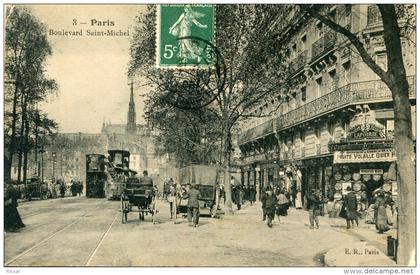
237 5 416 204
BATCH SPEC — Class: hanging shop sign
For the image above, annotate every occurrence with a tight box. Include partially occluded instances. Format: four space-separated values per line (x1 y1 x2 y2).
334 148 396 163
347 105 385 141
360 169 383 174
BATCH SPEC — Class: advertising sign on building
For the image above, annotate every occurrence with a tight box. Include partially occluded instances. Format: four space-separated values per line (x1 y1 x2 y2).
334 149 396 163
347 105 385 141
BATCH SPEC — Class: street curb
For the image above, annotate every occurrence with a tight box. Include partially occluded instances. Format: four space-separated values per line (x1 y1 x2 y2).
324 242 397 267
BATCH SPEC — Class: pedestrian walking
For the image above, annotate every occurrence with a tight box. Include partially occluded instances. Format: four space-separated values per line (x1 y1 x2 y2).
276 189 289 223
295 187 303 209
59 181 66 198
231 176 242 210
261 188 267 221
264 188 277 228
184 184 201 227
249 185 256 205
77 181 83 196
70 180 77 196
343 186 359 229
167 184 176 219
4 180 25 232
307 189 322 229
373 190 390 234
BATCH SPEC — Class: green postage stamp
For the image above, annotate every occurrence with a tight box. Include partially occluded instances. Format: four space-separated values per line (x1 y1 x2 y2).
157 4 215 68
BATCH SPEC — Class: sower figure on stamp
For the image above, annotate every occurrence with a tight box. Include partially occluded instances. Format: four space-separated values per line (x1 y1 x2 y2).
169 5 208 63
343 186 359 229
184 183 201 227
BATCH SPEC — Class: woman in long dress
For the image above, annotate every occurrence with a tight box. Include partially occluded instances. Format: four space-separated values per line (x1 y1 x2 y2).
169 5 208 62
373 191 390 233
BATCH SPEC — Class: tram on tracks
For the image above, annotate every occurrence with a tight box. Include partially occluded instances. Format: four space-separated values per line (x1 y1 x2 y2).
85 149 137 199
86 154 107 198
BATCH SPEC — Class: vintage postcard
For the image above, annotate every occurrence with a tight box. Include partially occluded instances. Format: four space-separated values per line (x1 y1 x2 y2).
2 3 417 272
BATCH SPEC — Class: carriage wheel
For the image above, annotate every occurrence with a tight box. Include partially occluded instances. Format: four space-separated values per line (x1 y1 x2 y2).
121 196 127 224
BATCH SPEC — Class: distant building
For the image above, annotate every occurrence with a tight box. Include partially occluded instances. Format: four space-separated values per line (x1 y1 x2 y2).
12 82 168 184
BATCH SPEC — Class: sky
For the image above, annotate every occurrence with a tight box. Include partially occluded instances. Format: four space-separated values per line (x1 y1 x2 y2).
29 5 148 133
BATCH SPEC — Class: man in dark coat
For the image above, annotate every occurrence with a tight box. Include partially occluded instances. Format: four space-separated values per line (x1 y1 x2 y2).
59 181 66 198
307 189 321 229
184 184 201 227
140 170 154 187
261 188 267 221
264 189 278 228
343 186 359 229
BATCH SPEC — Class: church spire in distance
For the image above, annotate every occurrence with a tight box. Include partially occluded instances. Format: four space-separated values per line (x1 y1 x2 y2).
126 81 137 134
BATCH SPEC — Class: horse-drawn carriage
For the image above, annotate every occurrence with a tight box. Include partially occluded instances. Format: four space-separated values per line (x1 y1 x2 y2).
120 178 158 224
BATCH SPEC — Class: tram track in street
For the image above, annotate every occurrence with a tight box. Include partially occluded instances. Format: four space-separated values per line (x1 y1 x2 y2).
5 200 111 266
84 211 119 266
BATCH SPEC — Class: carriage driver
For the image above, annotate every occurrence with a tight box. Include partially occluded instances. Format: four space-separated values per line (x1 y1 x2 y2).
140 170 154 187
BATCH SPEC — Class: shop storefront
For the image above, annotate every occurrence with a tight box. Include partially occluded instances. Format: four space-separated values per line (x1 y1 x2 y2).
328 106 398 218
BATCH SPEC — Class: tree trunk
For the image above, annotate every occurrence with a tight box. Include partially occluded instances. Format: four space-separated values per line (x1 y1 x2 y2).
23 109 31 184
17 93 27 183
391 81 415 266
6 74 20 180
222 124 234 214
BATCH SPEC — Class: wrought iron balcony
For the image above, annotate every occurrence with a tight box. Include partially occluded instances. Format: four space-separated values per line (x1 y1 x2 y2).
276 76 415 130
311 30 337 61
238 76 415 146
238 119 274 145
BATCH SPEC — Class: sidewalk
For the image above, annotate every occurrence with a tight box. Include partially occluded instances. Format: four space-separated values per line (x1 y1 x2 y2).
229 201 397 267
313 209 397 266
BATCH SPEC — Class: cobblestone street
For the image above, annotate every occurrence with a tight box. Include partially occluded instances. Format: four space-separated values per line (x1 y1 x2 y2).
5 197 396 267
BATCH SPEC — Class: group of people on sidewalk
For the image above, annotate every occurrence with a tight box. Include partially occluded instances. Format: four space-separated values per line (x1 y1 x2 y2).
165 178 201 227
340 186 394 234
261 186 303 228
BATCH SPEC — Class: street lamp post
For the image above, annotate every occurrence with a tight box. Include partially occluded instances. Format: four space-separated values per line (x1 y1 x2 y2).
52 152 56 180
39 147 45 184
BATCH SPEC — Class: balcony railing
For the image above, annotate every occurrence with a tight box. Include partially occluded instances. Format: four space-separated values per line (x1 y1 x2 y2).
238 119 274 145
238 76 415 145
311 30 337 61
277 76 415 129
290 50 308 75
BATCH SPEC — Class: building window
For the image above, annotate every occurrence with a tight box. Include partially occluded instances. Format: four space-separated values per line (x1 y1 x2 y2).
291 43 297 58
291 92 297 110
328 122 335 140
342 60 351 85
316 21 323 37
376 54 387 72
301 34 307 51
316 77 323 97
301 86 307 103
328 68 337 91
